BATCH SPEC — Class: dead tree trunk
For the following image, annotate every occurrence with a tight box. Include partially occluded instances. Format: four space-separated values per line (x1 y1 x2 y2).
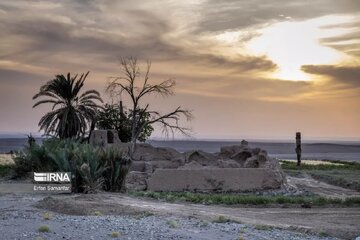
119 101 126 118
295 132 302 166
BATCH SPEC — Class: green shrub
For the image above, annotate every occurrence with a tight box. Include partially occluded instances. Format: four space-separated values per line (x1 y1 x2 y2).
213 215 230 223
0 165 12 177
319 230 328 237
38 225 50 233
167 220 179 228
254 224 273 231
12 138 76 177
97 103 153 143
94 211 103 216
101 147 131 192
111 231 121 238
74 144 105 193
239 227 246 233
12 139 130 193
43 212 52 220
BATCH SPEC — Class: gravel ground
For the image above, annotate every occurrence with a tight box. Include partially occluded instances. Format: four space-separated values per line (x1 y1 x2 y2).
0 194 340 240
2 208 339 240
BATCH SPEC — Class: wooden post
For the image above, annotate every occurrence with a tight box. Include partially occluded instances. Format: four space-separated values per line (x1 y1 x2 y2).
295 132 302 166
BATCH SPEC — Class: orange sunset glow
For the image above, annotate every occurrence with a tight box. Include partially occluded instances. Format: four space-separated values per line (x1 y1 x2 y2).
0 0 359 140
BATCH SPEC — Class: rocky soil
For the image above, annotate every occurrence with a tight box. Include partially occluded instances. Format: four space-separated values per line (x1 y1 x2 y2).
0 191 359 240
0 193 346 240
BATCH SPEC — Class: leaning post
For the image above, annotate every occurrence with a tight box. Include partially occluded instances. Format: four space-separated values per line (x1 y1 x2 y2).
295 132 302 166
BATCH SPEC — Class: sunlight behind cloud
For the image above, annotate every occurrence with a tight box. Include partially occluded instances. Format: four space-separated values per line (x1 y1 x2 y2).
246 15 355 81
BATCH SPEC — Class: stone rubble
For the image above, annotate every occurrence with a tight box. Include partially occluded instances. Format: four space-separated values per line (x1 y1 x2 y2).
90 131 286 192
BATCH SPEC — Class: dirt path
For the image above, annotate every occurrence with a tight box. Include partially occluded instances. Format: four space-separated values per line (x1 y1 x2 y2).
1 173 360 239
33 193 360 239
0 193 344 240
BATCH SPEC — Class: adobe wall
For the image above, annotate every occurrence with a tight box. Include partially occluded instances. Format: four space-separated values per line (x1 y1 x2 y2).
147 168 284 192
89 130 121 147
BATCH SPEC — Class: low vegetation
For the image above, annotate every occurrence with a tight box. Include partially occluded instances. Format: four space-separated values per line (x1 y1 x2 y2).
213 215 230 223
280 160 360 170
134 211 154 219
130 191 360 206
43 212 52 220
310 170 360 191
111 231 121 238
12 138 130 193
254 224 273 231
97 103 154 143
0 165 11 177
167 220 180 228
281 160 360 191
239 227 247 233
94 211 103 216
318 230 329 237
38 225 50 233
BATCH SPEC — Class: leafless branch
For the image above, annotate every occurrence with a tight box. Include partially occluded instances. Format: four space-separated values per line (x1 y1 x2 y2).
106 56 193 157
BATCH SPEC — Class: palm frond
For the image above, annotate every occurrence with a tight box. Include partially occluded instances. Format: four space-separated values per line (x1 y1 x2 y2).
33 72 103 139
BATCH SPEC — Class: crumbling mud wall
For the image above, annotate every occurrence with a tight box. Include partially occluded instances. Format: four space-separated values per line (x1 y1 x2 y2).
90 130 285 192
126 140 286 192
147 168 284 192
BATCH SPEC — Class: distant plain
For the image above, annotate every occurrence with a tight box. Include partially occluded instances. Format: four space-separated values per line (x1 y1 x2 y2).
1 138 359 162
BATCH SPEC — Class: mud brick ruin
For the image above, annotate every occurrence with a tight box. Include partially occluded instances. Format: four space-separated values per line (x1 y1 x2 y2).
90 130 285 192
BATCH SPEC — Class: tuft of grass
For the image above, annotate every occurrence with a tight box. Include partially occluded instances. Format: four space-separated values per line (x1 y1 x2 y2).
213 215 230 223
237 236 245 240
167 220 179 228
38 225 50 233
111 231 121 238
134 211 154 220
94 211 103 216
319 230 329 237
129 191 360 207
254 224 273 231
35 237 45 240
43 212 52 220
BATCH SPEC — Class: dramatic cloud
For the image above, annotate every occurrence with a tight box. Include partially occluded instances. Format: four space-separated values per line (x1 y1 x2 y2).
196 0 360 32
0 0 359 139
320 18 360 57
302 65 360 87
0 0 281 77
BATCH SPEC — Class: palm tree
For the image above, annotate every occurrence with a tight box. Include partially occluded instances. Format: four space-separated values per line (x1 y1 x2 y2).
33 72 103 139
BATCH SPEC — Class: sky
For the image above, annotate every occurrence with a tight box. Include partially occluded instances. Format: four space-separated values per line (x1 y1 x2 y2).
0 0 359 140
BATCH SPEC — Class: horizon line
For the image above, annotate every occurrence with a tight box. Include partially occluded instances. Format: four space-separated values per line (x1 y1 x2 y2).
0 132 358 143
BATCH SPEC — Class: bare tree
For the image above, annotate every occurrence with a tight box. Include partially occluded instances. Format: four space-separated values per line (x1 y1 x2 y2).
106 57 193 157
